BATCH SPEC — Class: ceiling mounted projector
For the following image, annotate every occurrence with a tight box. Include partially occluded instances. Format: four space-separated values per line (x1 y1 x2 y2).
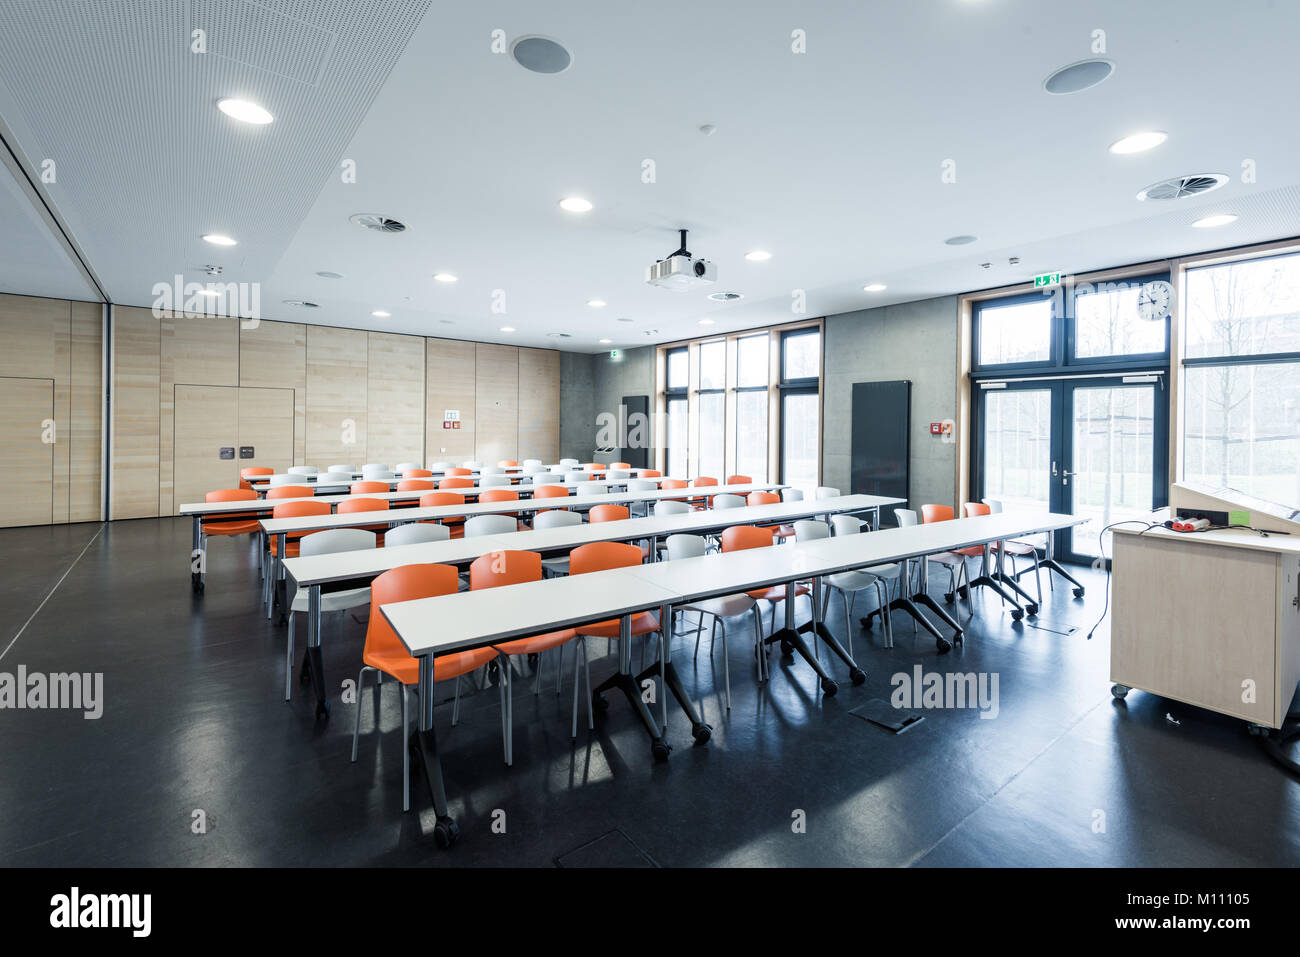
646 229 716 291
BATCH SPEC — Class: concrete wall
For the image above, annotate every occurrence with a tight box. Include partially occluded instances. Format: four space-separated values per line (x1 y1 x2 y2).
558 351 596 461
822 296 959 516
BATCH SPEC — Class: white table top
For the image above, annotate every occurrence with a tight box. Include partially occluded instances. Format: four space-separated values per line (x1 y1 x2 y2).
1112 514 1300 556
247 465 654 490
381 511 1084 658
280 494 897 586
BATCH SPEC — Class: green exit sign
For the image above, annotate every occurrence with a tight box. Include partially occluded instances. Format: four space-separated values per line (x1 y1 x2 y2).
1033 272 1063 288
609 350 621 360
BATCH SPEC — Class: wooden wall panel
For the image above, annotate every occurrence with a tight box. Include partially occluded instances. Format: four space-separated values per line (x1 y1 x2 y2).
425 338 476 462
160 315 239 513
239 319 306 468
110 306 160 520
0 293 60 379
172 385 238 512
518 347 560 463
51 307 71 523
475 343 518 464
238 387 295 479
367 332 425 469
0 378 55 527
305 325 368 467
69 302 102 522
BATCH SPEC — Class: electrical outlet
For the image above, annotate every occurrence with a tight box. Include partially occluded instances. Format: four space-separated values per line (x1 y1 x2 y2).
1175 507 1229 526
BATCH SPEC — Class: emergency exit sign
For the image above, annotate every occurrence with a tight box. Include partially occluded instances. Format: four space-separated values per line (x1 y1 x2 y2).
1033 271 1062 288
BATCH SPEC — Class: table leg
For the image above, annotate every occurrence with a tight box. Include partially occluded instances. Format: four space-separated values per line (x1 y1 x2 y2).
863 554 959 652
765 581 842 695
964 543 1027 619
802 575 867 684
304 584 329 721
410 653 459 848
634 601 713 745
190 516 204 593
591 614 672 761
1040 531 1086 597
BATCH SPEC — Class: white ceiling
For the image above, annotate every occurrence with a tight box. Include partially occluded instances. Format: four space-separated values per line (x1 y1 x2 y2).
1 0 1298 351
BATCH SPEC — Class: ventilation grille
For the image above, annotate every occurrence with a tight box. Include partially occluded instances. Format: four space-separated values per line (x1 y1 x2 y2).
349 213 406 233
1138 174 1228 201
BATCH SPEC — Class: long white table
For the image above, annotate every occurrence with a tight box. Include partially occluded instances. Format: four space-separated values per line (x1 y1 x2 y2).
247 465 656 495
281 494 899 715
378 510 1085 847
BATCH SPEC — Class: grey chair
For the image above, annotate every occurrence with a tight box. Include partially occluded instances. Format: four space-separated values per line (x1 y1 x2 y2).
383 522 450 548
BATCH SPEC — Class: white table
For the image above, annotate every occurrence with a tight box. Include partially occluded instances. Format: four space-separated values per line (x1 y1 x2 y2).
379 510 1084 847
247 466 657 496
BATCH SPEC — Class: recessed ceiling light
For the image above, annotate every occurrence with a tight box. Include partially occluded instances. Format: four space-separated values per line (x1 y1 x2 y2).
202 233 238 246
1192 213 1238 228
316 271 343 279
945 235 978 246
586 299 606 308
863 283 887 292
1109 131 1168 155
745 250 772 262
1043 58 1114 95
598 338 612 345
559 197 592 213
511 35 572 74
698 318 715 326
195 288 219 297
499 326 515 333
433 272 457 283
371 310 391 318
216 98 273 125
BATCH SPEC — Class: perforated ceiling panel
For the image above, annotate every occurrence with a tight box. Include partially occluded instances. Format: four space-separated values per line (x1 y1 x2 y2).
0 0 429 304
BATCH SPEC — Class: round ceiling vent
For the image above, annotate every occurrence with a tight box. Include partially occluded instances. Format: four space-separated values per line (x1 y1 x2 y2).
707 291 743 302
348 213 406 233
944 235 978 246
511 36 572 74
1136 173 1229 201
1043 58 1114 94
315 271 343 279
282 299 319 308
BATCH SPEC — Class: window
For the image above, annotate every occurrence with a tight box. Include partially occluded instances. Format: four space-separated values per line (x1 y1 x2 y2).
977 297 1052 367
656 322 820 486
1073 282 1167 358
1182 251 1300 509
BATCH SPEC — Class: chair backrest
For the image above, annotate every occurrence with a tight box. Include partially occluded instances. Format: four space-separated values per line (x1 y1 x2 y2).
384 522 451 548
533 509 582 530
498 460 519 468
481 465 505 475
582 462 602 471
267 474 295 486
815 486 840 500
921 504 955 524
287 466 319 476
479 473 512 487
351 480 389 494
982 498 1004 514
272 500 330 520
582 485 609 495
479 488 518 504
531 472 563 485
419 491 465 510
365 565 459 661
721 525 774 552
655 500 692 517
964 502 991 518
325 470 355 483
565 471 589 483
397 479 435 492
747 491 780 506
206 488 257 503
463 461 484 469
395 462 422 474
559 458 579 467
713 494 746 510
665 533 708 560
470 549 540 589
523 459 543 468
266 485 314 500
328 464 355 473
831 514 864 536
241 466 274 478
726 474 752 485
339 497 389 514
794 519 830 542
894 508 918 527
627 479 657 491
662 479 687 490
445 467 472 477
610 462 632 470
534 484 571 501
640 469 662 478
693 476 718 487
465 514 517 538
298 528 376 557
589 503 630 523
782 488 804 502
429 462 452 471
439 477 474 490
607 469 631 480
403 468 433 479
570 541 643 575
361 464 390 477
524 463 546 474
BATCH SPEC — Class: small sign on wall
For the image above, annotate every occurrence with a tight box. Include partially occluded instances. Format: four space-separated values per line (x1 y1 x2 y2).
239 446 255 459
219 447 235 460
443 409 461 430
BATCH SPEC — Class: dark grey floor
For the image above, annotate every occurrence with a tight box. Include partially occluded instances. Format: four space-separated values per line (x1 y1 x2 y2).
0 517 1296 867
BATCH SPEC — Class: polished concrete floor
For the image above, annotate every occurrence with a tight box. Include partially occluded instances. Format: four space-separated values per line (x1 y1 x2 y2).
1 517 1297 867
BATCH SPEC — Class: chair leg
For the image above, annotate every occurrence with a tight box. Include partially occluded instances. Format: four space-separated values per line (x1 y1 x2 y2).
710 616 718 658
1032 552 1043 606
582 638 594 730
571 638 582 738
284 611 295 701
555 643 564 695
350 666 370 762
718 618 730 710
452 674 462 726
401 684 410 812
498 658 512 766
752 605 765 683
693 611 705 660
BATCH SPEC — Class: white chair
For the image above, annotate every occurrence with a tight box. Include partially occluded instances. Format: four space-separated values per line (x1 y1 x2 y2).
534 510 582 576
481 465 505 475
463 461 484 469
897 508 970 625
523 458 544 468
565 471 589 483
430 462 452 471
655 500 692 518
666 534 765 704
523 463 547 475
713 494 746 510
607 469 631 481
393 462 421 475
286 529 376 701
832 515 902 646
580 485 608 496
268 473 295 487
815 486 841 500
794 520 890 655
559 458 579 468
288 465 319 477
329 464 355 473
531 472 563 485
361 470 394 483
479 473 512 487
324 470 354 484
465 514 517 538
362 463 390 474
627 478 658 517
982 498 1045 602
383 522 450 548
782 488 804 503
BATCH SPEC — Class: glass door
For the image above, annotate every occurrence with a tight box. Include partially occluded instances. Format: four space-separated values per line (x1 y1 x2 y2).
979 382 1058 516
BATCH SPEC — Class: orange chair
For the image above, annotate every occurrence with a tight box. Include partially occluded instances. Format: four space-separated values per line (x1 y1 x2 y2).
921 504 975 615
745 490 794 541
265 485 314 500
240 466 273 490
690 475 719 508
419 491 466 537
610 461 632 470
350 564 498 810
590 503 648 561
470 550 584 760
498 459 519 468
722 525 810 634
397 479 435 492
268 500 330 559
439 476 474 490
532 484 571 503
479 487 527 529
403 468 434 479
727 474 753 485
569 543 662 664
350 480 389 494
340 496 390 545
445 466 472 477
201 489 261 537
641 469 662 479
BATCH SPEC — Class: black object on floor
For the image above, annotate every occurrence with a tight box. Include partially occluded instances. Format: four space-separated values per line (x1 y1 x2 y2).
850 698 925 734
554 828 658 868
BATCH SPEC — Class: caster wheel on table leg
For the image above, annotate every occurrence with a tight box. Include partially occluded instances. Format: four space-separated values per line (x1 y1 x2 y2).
692 722 712 744
943 592 955 604
1110 684 1130 700
820 676 839 696
1011 609 1024 621
936 638 952 654
433 816 459 849
1072 587 1085 598
779 640 793 656
849 667 867 685
651 739 671 762
1026 603 1039 616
